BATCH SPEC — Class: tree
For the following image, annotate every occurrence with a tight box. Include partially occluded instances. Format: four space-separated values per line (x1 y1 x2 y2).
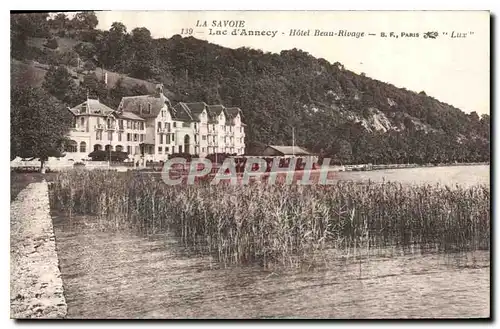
42 65 79 104
128 27 155 79
96 22 128 70
74 42 97 61
72 11 98 30
44 37 58 50
49 13 69 30
11 86 73 171
10 13 50 59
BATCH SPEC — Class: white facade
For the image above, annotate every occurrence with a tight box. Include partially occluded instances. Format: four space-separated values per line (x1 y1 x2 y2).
64 99 146 162
64 87 246 162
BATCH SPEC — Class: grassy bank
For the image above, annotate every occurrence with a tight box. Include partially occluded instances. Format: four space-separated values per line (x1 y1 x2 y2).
49 171 490 268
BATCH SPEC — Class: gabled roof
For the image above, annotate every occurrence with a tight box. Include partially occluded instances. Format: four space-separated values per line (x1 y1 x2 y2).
266 145 312 156
116 111 144 121
225 107 241 120
184 102 208 116
224 107 242 125
118 92 171 119
173 103 196 122
206 105 225 124
69 99 115 116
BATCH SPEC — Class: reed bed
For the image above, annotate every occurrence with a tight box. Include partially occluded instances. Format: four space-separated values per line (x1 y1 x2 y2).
49 170 490 268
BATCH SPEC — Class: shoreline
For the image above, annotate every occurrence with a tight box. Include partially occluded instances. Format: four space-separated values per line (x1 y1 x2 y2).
336 162 489 172
10 181 67 319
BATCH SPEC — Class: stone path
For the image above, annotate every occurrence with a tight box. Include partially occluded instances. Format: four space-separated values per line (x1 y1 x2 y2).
10 181 67 319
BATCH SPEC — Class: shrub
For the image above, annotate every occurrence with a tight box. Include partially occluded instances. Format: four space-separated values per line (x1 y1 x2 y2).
88 150 128 162
44 37 59 50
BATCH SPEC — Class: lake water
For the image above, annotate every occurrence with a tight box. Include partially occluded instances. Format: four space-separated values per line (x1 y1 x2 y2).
334 165 490 187
50 165 490 319
52 212 490 319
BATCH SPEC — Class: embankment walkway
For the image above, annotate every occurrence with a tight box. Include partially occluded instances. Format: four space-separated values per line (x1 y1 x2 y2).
10 181 67 319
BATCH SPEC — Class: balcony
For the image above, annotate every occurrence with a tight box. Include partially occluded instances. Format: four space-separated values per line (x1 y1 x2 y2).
95 124 105 130
157 128 170 134
106 125 116 131
117 126 125 131
71 125 86 132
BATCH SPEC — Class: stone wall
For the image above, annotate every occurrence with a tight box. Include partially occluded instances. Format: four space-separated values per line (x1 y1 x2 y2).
10 181 67 319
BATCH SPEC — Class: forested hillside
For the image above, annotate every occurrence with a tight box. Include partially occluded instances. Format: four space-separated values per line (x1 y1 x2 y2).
11 12 490 164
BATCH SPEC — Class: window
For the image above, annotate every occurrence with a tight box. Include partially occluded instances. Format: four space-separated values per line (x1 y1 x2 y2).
127 133 131 142
202 147 206 153
116 145 123 152
158 122 162 131
96 131 102 140
165 147 169 153
140 122 144 130
148 104 152 112
127 146 132 154
118 120 124 130
79 142 86 153
179 146 183 153
173 122 177 128
134 134 138 142
135 146 140 154
166 135 171 144
108 131 113 141
172 134 175 142
159 134 163 144
80 117 85 127
140 134 144 142
66 140 78 153
158 147 162 153
118 133 122 142
172 146 175 153
194 123 197 130
202 135 207 141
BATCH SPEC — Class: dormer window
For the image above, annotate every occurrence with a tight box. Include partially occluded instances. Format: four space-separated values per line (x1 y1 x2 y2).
141 103 151 115
81 104 87 113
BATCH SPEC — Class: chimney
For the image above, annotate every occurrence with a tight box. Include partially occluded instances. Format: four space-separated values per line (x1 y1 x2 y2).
155 83 164 97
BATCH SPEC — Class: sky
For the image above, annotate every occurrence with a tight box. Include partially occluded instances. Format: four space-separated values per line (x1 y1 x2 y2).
96 11 490 115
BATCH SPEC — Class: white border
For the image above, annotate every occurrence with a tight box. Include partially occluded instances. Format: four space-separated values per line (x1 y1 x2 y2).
3 1 496 327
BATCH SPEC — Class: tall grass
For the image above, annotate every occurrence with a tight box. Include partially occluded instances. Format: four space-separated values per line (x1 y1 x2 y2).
49 170 490 268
